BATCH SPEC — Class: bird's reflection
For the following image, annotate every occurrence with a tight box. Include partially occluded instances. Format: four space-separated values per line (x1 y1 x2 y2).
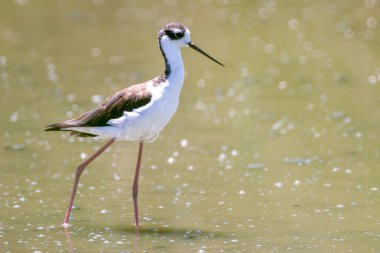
62 224 226 252
63 225 141 252
63 226 75 253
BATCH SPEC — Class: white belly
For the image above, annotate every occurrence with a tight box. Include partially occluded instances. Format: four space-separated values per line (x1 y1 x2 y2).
109 94 180 141
68 78 183 142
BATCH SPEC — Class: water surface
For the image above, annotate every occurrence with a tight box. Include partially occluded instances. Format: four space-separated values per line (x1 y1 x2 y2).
1 1 379 252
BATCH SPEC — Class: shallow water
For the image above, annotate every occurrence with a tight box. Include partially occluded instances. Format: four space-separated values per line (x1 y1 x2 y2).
1 1 379 252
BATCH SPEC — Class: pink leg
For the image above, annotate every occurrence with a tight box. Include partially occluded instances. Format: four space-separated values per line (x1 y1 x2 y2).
63 138 116 226
132 141 144 227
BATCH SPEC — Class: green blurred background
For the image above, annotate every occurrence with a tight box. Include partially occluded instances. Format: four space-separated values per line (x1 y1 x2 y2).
1 1 379 252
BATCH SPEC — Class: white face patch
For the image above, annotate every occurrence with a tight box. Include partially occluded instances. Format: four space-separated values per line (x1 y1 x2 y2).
173 28 182 34
184 29 191 43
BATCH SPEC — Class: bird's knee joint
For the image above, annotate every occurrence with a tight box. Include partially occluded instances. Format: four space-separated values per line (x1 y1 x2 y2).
76 167 84 177
132 190 138 200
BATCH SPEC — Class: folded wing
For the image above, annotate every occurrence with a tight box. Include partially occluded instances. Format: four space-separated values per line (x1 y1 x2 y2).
45 83 152 137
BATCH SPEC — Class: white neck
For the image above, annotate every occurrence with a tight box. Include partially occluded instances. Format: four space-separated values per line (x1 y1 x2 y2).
160 42 185 80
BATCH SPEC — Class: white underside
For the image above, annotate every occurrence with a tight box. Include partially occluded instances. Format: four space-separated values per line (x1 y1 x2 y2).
67 73 184 142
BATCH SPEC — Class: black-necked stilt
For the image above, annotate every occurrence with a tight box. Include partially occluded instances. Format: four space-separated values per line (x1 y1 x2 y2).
45 22 224 227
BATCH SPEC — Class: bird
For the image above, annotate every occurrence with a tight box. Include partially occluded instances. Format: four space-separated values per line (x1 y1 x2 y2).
45 22 224 227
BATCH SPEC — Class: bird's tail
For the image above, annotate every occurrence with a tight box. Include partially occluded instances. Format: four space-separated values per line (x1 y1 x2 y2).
45 122 70 131
45 122 97 137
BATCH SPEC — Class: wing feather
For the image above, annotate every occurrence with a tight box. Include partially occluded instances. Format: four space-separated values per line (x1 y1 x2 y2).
45 83 152 135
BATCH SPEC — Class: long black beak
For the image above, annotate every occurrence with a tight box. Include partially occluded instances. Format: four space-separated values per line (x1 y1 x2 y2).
188 42 225 67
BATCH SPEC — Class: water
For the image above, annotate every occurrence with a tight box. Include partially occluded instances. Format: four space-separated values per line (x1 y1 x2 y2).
1 1 379 252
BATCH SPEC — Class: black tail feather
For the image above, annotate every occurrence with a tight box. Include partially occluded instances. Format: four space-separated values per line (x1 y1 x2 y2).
45 123 98 137
45 123 63 131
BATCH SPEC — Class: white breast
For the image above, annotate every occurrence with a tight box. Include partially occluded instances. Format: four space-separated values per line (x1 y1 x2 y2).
103 74 184 141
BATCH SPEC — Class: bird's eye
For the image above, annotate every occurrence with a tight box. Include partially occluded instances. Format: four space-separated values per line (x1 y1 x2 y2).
166 30 184 40
174 32 184 39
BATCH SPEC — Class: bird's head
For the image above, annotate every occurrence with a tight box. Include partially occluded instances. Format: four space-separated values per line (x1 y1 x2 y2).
159 22 224 67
